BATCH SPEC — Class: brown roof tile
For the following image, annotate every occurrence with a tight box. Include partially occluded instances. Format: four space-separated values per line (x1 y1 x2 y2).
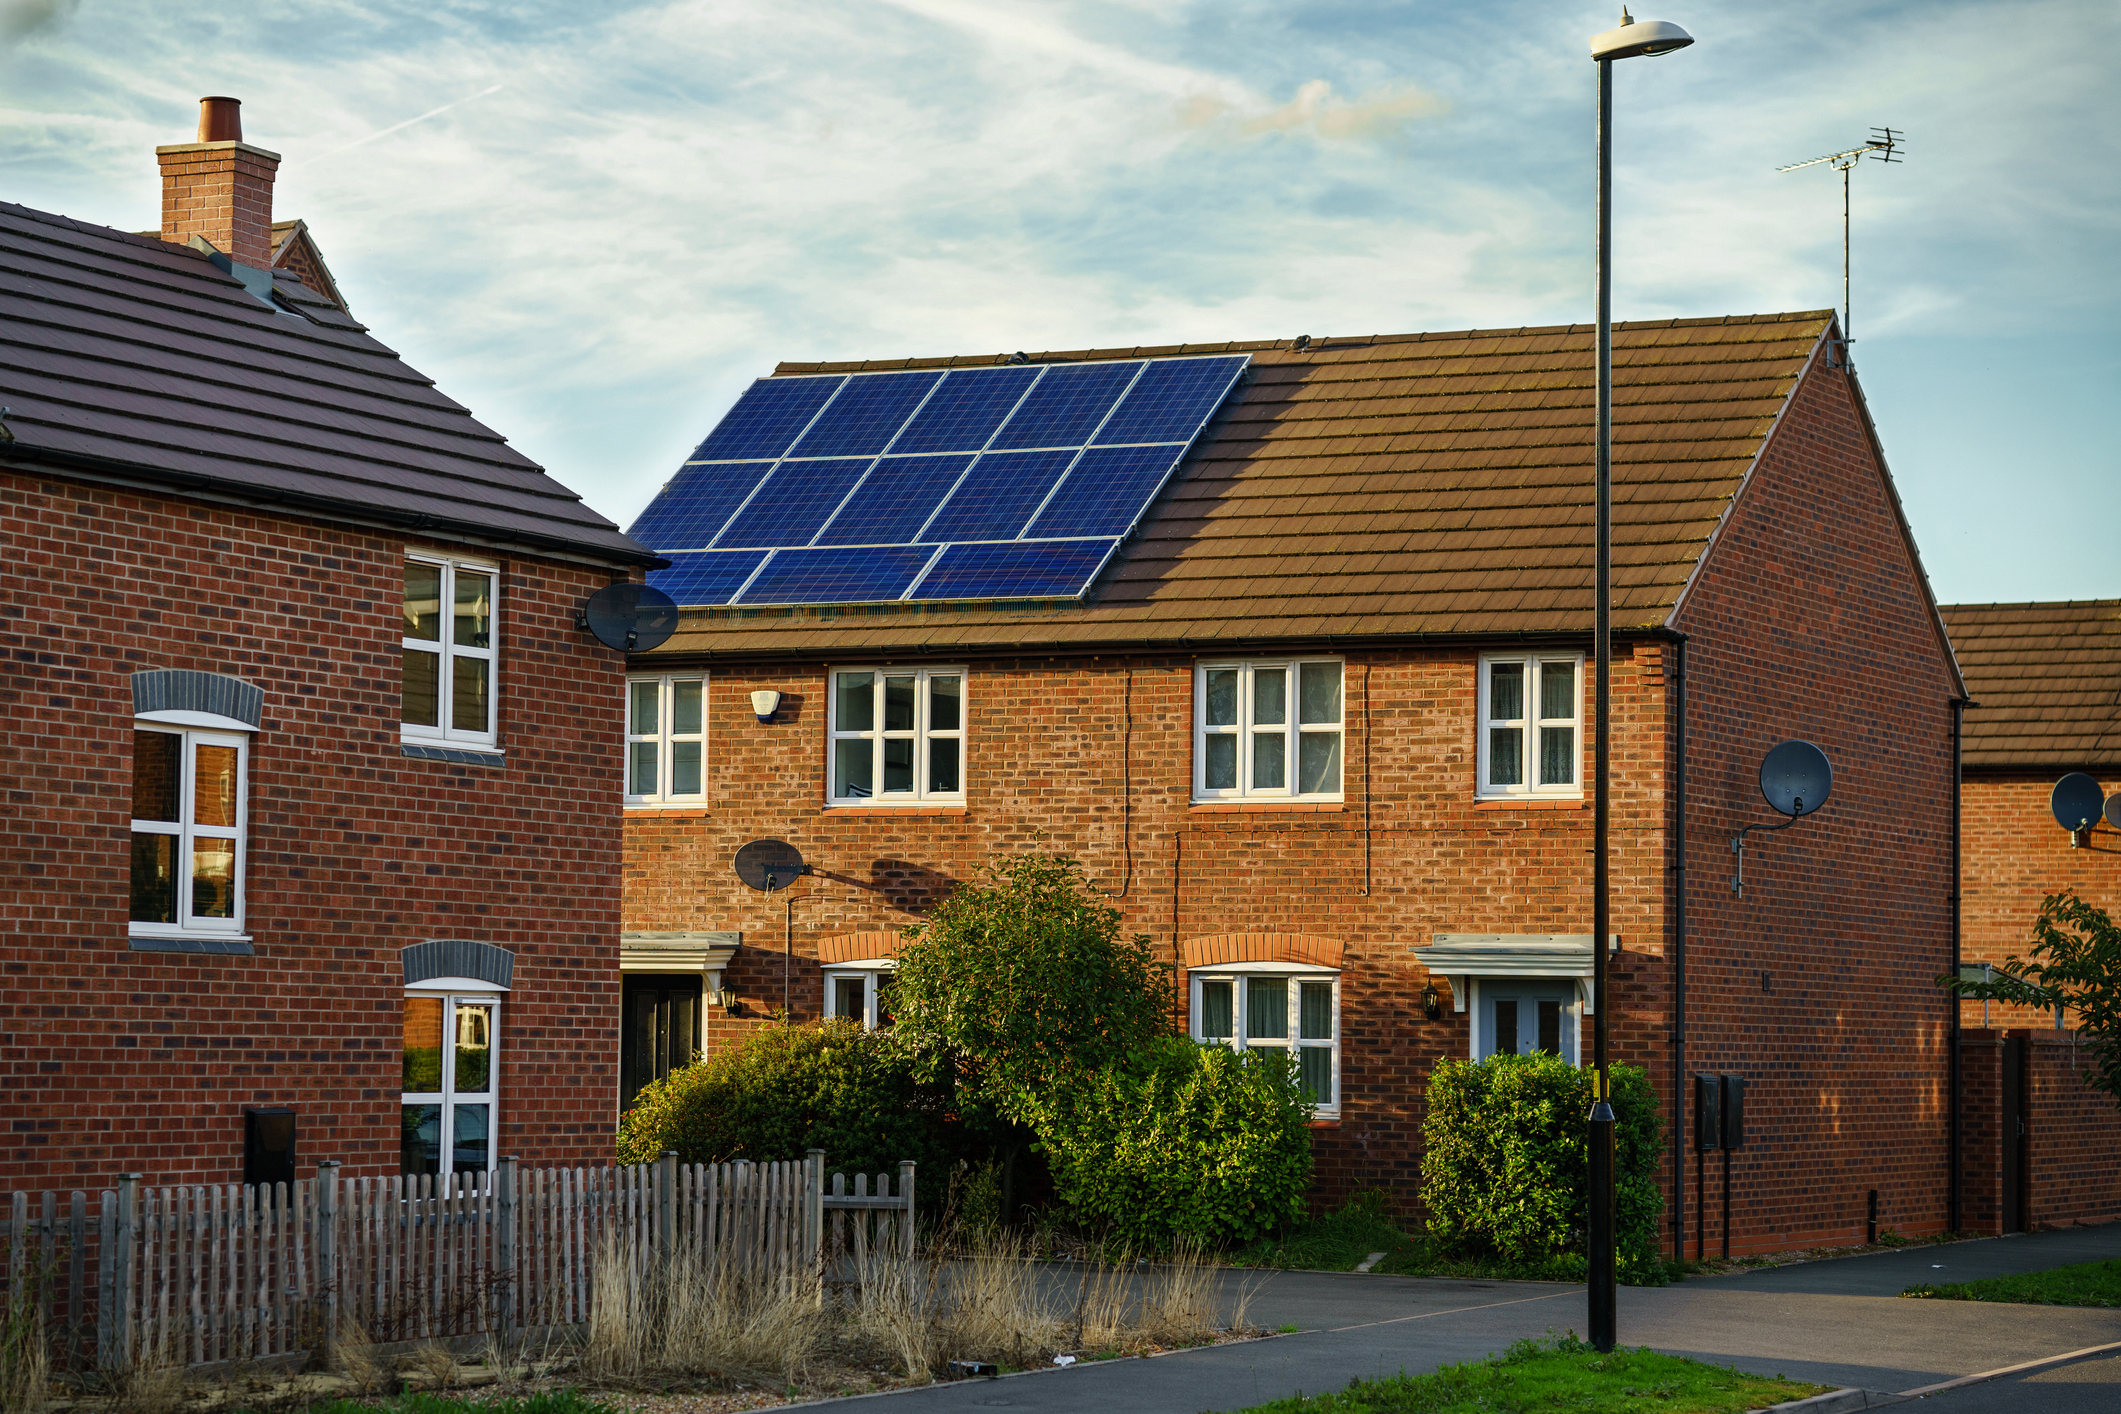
1940 601 2121 768
647 313 1833 657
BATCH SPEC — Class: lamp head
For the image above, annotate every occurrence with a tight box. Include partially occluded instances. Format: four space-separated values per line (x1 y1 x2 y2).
1589 9 1694 61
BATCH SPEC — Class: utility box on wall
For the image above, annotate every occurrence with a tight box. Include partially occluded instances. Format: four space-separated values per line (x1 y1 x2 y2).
1696 1073 1722 1150
1721 1074 1747 1150
243 1108 296 1190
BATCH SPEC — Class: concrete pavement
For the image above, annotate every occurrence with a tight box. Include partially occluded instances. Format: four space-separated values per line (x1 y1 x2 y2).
821 1225 2121 1411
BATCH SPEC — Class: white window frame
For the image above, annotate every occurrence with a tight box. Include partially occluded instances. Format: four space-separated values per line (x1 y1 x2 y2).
823 960 896 1031
401 553 500 750
401 988 503 1179
1193 659 1345 802
1476 653 1584 799
624 674 708 806
826 666 966 806
129 721 250 940
1187 963 1339 1117
1466 977 1583 1065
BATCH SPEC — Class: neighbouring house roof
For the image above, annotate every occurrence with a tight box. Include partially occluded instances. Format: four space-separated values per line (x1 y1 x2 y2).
0 200 657 568
1940 600 2121 769
268 218 348 313
644 311 1849 659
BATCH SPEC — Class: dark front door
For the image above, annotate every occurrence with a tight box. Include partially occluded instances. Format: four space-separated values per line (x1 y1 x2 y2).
2001 1036 2027 1234
621 973 702 1110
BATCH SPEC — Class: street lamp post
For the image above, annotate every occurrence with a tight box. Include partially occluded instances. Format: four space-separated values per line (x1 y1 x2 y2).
1585 6 1693 1355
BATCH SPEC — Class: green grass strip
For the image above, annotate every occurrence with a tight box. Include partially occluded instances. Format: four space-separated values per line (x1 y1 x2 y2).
1227 1335 1829 1413
1903 1257 2121 1308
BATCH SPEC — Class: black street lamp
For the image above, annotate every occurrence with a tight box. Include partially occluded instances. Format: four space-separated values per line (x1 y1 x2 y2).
1585 5 1694 1355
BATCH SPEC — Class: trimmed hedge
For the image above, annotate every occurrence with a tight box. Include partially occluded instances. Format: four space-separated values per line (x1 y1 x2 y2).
1420 1054 1664 1279
1035 1036 1313 1249
615 1020 956 1176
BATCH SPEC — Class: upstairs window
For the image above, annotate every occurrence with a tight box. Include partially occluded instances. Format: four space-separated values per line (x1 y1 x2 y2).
402 556 498 749
1194 660 1343 801
828 668 965 805
626 675 707 804
130 725 248 937
1478 654 1581 797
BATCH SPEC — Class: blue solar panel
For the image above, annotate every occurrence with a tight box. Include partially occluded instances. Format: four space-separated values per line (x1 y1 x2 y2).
1025 445 1187 539
640 353 1249 605
918 449 1077 543
813 454 975 546
626 461 777 551
690 376 841 461
787 370 943 458
1094 356 1248 446
648 550 771 606
714 458 873 548
911 539 1118 601
737 545 937 605
988 362 1142 450
890 365 1041 454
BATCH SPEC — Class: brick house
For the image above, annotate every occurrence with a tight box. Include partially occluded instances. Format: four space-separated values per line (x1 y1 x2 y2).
0 98 660 1190
617 310 1965 1257
1937 600 2121 1233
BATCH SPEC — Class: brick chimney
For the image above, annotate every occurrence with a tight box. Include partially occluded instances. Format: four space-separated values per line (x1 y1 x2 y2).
157 97 280 268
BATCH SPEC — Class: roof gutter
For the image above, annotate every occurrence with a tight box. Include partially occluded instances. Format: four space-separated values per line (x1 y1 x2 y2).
3 442 668 574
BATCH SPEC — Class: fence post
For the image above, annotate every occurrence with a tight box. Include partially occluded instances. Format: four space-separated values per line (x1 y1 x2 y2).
317 1162 340 1370
112 1174 140 1369
657 1151 677 1268
804 1150 824 1272
496 1156 518 1349
898 1160 916 1303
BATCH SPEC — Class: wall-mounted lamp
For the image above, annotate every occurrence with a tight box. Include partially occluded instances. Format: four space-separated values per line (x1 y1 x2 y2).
1421 980 1442 1022
750 689 782 723
708 986 743 1015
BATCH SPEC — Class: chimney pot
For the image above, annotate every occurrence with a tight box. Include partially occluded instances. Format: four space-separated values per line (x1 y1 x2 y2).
198 96 243 144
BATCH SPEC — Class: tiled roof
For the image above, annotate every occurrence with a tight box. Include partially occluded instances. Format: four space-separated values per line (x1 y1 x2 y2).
1940 601 2121 768
0 201 655 567
646 311 1832 658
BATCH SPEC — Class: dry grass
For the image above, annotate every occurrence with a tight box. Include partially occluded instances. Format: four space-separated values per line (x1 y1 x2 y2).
585 1235 829 1387
0 1291 48 1414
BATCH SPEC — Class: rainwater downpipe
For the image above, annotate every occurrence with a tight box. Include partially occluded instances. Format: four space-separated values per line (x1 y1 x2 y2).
1949 695 1968 1234
1669 633 1689 1264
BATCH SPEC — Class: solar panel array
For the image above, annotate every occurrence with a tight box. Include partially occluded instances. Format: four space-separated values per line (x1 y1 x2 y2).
631 354 1250 607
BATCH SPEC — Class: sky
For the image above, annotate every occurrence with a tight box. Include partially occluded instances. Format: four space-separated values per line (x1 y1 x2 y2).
3 0 2116 605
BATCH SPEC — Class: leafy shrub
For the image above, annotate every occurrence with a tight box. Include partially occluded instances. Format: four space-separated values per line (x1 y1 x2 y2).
1035 1036 1313 1248
1420 1054 1664 1280
616 1020 956 1177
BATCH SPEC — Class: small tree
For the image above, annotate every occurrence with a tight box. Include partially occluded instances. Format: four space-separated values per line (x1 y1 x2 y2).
889 851 1174 1219
890 851 1173 1124
1941 889 2121 1107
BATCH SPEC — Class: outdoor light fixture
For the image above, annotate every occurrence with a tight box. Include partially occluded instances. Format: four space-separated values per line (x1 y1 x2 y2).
1584 6 1695 1356
1421 980 1443 1022
750 689 782 723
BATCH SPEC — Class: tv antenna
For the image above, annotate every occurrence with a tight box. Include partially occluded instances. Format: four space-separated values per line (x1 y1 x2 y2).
1778 127 1905 369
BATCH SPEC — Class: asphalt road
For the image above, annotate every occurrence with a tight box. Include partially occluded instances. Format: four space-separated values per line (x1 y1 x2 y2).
812 1225 2121 1412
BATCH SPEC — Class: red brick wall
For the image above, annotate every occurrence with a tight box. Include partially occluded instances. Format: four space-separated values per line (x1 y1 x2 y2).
1 468 627 1190
627 643 1679 1219
1672 360 1958 1253
1961 773 2121 1031
1957 1032 2004 1234
2025 1030 2121 1228
157 143 278 269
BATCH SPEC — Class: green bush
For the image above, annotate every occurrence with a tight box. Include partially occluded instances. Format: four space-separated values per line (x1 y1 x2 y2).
1035 1036 1313 1248
615 1020 957 1177
1420 1054 1664 1279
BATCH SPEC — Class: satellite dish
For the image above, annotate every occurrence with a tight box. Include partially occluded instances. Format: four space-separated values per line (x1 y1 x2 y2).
2050 773 2104 832
734 839 807 892
1759 740 1832 819
2106 792 2121 832
581 582 678 652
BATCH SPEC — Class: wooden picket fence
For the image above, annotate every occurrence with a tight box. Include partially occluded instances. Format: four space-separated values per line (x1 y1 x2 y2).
0 1150 913 1375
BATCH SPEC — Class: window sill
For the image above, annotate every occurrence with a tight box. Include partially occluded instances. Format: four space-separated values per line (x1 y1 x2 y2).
402 743 506 767
1189 801 1345 813
625 802 711 813
822 805 970 816
1473 797 1586 810
1306 1116 1341 1128
128 933 255 956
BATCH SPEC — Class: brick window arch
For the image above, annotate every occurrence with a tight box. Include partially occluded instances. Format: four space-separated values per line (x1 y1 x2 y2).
817 932 903 1031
